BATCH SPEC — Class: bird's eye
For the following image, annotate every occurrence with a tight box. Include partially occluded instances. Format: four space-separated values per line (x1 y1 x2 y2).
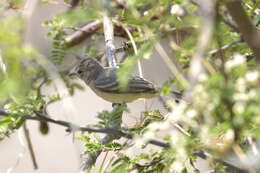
78 70 83 74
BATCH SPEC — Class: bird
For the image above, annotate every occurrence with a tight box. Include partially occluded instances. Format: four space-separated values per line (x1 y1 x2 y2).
69 57 182 104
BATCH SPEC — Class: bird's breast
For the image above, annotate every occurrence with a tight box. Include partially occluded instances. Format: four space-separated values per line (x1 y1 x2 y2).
90 87 156 103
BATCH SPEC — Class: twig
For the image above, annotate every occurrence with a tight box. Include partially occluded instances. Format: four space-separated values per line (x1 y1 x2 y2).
95 43 132 62
207 39 243 56
98 151 109 173
0 110 169 148
225 0 260 62
190 0 238 33
194 151 247 173
220 14 239 33
114 19 143 77
242 2 260 16
101 155 115 173
155 42 189 88
23 123 38 169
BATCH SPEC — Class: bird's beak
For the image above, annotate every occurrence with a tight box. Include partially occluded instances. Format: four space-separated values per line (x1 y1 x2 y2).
68 71 77 77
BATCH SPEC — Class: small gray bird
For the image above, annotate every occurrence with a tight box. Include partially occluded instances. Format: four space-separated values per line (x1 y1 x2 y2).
69 57 182 103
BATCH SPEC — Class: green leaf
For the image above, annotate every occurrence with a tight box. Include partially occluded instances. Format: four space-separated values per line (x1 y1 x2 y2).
111 162 129 173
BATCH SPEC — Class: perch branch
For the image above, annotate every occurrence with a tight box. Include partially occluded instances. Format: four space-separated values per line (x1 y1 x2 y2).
79 1 123 171
0 109 169 148
0 109 251 172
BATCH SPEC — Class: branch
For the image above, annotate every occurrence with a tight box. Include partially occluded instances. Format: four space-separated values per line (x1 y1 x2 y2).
23 123 38 169
194 151 247 173
225 0 260 62
79 2 126 171
65 20 102 48
186 0 216 100
0 109 169 148
69 0 80 9
207 39 243 56
103 3 116 66
190 0 238 33
1 110 252 172
64 21 135 49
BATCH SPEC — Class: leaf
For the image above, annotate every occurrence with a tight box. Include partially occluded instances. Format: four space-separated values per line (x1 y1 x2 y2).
111 162 129 173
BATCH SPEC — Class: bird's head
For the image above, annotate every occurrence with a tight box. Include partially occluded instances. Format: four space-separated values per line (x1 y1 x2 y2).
69 57 103 84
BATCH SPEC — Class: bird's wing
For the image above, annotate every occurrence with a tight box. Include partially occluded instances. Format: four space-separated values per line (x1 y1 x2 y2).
94 69 157 93
94 68 120 92
94 76 119 92
127 76 157 93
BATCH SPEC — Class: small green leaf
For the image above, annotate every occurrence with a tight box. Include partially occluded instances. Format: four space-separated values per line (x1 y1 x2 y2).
111 162 129 173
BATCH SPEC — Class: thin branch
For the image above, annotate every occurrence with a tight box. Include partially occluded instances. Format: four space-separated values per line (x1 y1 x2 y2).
79 1 123 171
190 0 238 33
65 20 102 48
0 109 169 148
207 39 243 56
225 0 260 62
220 14 239 33
98 151 109 173
23 123 38 169
69 0 80 9
0 110 251 172
114 19 143 75
194 151 247 173
155 42 189 88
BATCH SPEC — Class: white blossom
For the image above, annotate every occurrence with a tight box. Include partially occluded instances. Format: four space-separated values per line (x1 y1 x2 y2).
170 4 184 16
198 73 208 82
143 131 155 139
225 54 246 72
233 102 245 114
224 129 235 143
168 103 186 122
134 137 146 147
194 84 204 93
147 122 161 131
235 78 246 92
177 147 187 158
233 93 248 101
248 89 257 99
246 71 259 83
186 109 196 118
170 161 184 172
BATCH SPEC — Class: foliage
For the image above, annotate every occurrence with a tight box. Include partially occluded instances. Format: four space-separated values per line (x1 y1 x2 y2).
96 104 127 127
43 17 67 65
1 0 260 172
78 135 126 154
